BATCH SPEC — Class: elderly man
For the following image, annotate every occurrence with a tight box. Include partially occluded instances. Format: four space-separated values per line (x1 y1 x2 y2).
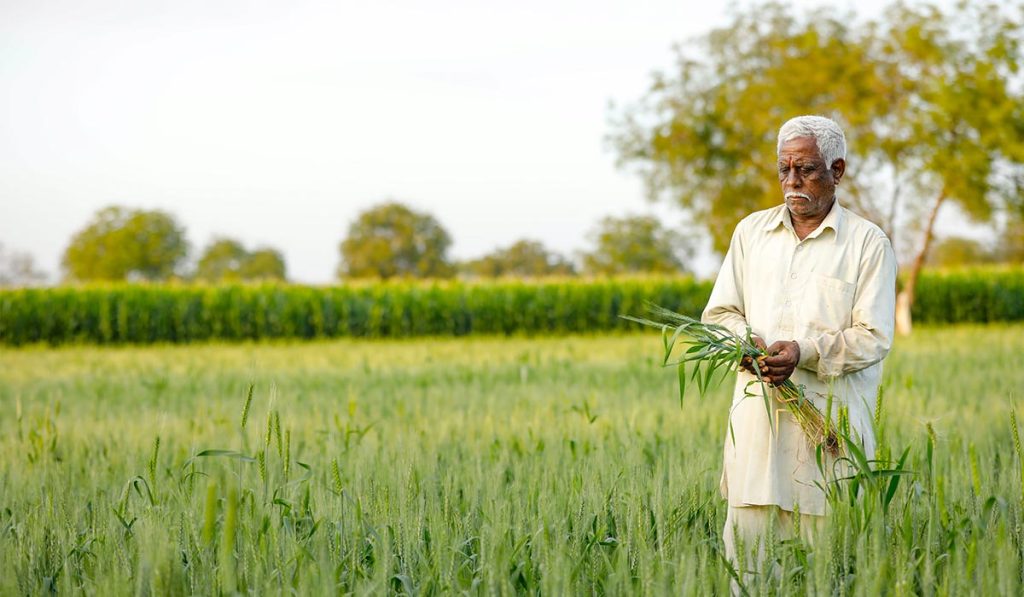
701 115 897 579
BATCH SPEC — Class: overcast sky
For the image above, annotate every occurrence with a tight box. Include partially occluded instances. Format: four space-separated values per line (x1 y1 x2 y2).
2 0 939 283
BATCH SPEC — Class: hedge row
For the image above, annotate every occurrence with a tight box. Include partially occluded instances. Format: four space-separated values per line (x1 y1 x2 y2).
911 267 1024 324
0 277 712 345
1 268 1020 346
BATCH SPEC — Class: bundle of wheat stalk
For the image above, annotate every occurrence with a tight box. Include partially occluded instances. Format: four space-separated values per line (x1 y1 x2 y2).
623 304 841 456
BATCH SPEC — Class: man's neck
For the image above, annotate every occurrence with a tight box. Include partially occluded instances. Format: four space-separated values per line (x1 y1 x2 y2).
789 198 835 241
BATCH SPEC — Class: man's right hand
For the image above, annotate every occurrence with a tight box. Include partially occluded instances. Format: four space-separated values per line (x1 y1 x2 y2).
740 335 767 376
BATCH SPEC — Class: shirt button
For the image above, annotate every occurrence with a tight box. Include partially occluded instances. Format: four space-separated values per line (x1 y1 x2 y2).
790 273 797 279
795 245 802 251
785 299 791 306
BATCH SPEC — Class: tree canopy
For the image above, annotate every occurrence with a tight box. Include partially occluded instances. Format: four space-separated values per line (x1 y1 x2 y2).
195 238 287 282
241 248 287 281
580 215 691 276
62 206 189 282
462 239 576 278
338 202 454 279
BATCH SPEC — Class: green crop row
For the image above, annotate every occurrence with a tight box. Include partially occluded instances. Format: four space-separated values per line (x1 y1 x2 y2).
910 266 1024 324
0 277 712 345
1 268 1020 345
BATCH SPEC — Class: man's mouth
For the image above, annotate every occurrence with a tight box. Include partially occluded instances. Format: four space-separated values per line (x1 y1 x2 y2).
785 192 811 201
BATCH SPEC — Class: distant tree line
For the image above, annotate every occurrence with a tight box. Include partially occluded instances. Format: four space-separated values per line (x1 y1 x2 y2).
337 201 692 280
4 195 1020 288
0 200 694 286
55 206 287 284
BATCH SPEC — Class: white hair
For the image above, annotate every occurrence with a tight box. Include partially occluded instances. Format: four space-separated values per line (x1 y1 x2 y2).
776 115 847 168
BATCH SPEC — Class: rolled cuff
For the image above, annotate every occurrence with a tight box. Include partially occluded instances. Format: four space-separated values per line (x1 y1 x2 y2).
796 338 819 371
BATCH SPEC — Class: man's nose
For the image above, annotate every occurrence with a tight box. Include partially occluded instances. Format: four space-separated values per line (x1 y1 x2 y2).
784 168 802 187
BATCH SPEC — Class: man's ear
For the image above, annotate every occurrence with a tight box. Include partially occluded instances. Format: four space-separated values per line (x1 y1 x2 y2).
831 158 846 184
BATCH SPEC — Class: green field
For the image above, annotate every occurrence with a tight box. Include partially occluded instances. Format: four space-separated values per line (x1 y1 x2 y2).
2 326 1023 594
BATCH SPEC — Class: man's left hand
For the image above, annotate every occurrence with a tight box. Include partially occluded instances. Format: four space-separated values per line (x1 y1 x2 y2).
761 341 801 386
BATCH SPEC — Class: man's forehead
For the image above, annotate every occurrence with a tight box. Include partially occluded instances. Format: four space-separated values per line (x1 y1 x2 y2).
778 136 822 161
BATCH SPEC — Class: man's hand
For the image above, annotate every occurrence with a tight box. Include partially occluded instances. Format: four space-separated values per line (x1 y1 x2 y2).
762 341 801 386
740 335 767 375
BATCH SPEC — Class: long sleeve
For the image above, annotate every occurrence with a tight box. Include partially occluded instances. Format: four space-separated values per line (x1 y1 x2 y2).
795 234 897 379
702 221 751 339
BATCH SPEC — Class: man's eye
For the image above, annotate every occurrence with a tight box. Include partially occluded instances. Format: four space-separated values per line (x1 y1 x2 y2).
801 166 816 175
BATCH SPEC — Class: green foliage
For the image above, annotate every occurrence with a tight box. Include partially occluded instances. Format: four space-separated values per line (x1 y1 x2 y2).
61 206 189 282
239 248 286 280
2 327 1024 594
338 201 455 279
461 239 576 278
580 215 691 275
195 238 287 282
609 1 1024 255
896 2 1024 224
194 238 247 281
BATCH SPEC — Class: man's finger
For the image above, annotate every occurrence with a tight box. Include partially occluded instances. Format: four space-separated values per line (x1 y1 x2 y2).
762 354 794 367
764 365 792 376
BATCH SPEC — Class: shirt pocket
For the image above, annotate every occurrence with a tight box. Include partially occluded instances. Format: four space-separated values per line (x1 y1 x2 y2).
804 274 855 331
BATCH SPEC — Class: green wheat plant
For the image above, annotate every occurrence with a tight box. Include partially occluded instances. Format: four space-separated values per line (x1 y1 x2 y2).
3 327 1024 593
623 303 841 455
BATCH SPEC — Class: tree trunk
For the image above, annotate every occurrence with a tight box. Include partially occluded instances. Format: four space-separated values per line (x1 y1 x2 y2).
886 165 901 251
895 191 946 336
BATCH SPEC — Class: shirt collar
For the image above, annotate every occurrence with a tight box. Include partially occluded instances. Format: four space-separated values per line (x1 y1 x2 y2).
762 197 844 241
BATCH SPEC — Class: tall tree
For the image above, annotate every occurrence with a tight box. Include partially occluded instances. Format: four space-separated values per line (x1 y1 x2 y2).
580 215 691 276
609 4 889 252
62 206 188 282
338 202 454 279
609 1 1024 332
462 239 576 278
195 238 248 281
239 248 287 281
196 238 287 282
886 2 1024 331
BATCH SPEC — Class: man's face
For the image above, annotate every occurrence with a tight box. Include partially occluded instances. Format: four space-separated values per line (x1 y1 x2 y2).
777 136 840 220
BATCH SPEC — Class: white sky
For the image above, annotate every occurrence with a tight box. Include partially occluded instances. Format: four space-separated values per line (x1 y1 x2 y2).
1 0 948 283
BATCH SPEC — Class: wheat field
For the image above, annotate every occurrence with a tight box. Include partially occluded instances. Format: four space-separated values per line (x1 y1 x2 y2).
1 326 1022 595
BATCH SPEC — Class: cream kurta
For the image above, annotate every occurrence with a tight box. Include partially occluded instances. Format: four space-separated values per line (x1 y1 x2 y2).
702 199 897 516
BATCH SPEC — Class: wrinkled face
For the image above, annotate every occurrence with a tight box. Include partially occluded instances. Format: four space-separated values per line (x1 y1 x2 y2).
777 136 838 220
